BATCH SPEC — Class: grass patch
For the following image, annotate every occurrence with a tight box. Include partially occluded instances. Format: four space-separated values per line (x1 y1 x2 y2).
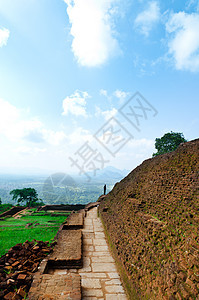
0 226 58 256
0 210 70 257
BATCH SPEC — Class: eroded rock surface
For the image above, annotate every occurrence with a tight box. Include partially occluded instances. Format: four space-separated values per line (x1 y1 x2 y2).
99 139 199 299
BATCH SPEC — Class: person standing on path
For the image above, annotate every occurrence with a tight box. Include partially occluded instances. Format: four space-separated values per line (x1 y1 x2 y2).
104 184 106 195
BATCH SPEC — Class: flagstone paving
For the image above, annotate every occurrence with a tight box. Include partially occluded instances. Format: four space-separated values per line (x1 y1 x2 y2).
52 207 128 299
28 207 128 299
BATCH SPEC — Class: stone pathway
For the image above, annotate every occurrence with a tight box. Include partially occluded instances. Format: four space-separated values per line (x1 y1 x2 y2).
52 207 128 300
28 207 128 299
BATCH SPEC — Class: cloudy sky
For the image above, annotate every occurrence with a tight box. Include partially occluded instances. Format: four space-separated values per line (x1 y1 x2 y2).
0 0 198 178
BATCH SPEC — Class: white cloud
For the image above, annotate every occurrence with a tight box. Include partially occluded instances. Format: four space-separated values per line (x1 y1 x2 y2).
15 146 47 155
112 138 155 170
95 106 117 121
99 89 112 101
128 138 154 148
67 127 92 145
100 89 108 97
113 90 129 103
166 11 199 72
62 90 89 117
0 27 10 47
43 130 66 146
100 89 129 103
114 90 128 99
0 98 24 141
64 0 120 67
0 98 66 146
135 1 160 36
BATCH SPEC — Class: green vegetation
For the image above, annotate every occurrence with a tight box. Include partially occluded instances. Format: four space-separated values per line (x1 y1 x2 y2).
0 209 70 257
0 203 13 214
10 187 44 207
0 174 114 205
153 132 187 157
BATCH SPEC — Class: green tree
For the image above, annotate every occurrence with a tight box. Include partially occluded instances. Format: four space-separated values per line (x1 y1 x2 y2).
10 188 43 207
0 197 2 205
153 132 187 157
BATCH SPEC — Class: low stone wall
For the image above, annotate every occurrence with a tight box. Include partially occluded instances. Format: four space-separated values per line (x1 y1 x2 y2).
62 211 84 230
49 230 82 269
0 206 24 218
99 139 199 299
38 204 85 212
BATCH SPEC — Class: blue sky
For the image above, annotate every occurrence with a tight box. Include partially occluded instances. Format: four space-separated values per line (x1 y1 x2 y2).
0 0 198 178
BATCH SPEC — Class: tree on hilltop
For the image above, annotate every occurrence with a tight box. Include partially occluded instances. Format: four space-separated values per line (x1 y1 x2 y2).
153 132 187 157
10 188 44 207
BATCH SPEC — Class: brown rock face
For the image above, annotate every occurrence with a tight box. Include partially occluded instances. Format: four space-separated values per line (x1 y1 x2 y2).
99 139 199 300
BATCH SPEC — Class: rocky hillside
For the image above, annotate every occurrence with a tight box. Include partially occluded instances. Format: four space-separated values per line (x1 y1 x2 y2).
99 139 199 300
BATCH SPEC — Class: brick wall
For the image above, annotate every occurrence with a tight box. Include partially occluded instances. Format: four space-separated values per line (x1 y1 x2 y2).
0 206 24 218
38 204 85 211
99 139 199 300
